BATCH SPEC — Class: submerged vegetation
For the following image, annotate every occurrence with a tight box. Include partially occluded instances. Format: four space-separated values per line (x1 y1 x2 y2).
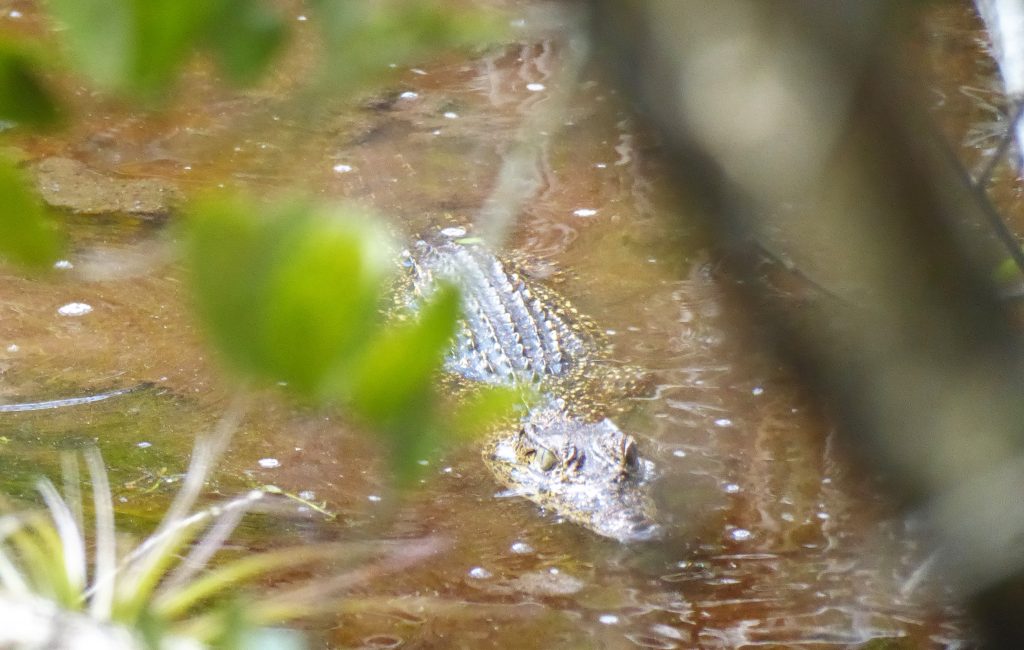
0 422 442 649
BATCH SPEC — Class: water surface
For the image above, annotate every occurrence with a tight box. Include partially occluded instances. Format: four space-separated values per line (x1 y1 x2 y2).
0 2 988 647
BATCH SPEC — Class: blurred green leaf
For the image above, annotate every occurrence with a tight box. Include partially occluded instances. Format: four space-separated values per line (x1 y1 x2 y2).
183 195 395 398
348 284 459 423
47 0 132 89
182 194 470 481
259 211 394 396
48 0 504 101
49 0 285 96
0 43 61 128
0 154 62 270
448 386 522 441
993 256 1024 286
207 0 288 86
310 0 505 92
181 194 291 378
48 0 211 96
129 0 217 97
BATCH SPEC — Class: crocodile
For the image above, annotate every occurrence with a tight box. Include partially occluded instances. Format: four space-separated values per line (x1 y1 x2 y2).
400 231 660 542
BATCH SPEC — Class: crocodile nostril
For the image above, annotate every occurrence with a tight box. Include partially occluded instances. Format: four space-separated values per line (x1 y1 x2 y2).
626 520 663 542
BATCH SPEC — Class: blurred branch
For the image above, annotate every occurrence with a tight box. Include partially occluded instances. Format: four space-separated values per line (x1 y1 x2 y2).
475 6 589 247
587 1 1024 646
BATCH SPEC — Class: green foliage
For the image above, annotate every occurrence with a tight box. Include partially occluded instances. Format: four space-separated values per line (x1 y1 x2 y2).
182 195 518 479
208 0 288 87
0 447 333 648
182 195 396 398
311 0 504 92
447 385 524 441
347 284 460 423
993 255 1024 286
45 0 501 99
45 0 133 90
0 43 61 128
47 0 288 97
0 153 62 270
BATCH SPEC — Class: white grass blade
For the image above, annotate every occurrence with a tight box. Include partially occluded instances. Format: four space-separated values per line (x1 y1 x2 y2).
120 395 245 594
36 478 86 593
85 449 116 620
109 488 259 617
0 515 30 595
156 395 245 534
60 454 83 534
159 490 263 596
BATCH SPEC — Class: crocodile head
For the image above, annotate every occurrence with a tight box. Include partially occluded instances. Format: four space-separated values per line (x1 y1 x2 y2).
484 406 661 542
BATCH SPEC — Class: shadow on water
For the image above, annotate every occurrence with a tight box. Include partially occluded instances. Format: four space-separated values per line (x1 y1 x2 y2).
0 1 995 647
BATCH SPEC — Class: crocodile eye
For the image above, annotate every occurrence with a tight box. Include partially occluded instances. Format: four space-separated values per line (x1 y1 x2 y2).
622 438 639 470
534 447 558 472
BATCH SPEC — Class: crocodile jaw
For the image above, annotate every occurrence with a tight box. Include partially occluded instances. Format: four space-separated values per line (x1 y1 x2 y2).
484 410 661 543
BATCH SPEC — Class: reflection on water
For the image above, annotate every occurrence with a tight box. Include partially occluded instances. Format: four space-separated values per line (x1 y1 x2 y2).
0 1 989 648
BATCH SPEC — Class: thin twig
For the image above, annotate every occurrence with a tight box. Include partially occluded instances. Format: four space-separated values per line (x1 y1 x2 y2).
475 19 590 247
976 101 1024 188
85 449 116 620
974 101 1024 277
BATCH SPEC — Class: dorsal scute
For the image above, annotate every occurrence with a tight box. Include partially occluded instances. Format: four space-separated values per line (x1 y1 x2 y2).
405 237 605 389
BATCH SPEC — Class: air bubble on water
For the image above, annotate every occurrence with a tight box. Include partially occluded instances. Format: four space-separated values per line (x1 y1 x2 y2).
332 163 353 173
723 483 740 494
650 624 685 641
399 91 419 100
363 635 403 649
526 83 545 92
468 566 491 579
599 614 619 625
440 226 466 238
58 303 92 317
573 208 597 217
510 541 534 554
258 458 280 469
729 528 753 541
714 418 733 427
53 260 73 270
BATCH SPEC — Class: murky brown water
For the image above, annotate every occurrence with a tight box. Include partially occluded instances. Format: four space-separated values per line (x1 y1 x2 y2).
0 1 1000 648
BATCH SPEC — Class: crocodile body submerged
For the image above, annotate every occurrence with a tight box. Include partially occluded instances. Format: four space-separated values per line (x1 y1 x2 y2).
400 232 660 542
